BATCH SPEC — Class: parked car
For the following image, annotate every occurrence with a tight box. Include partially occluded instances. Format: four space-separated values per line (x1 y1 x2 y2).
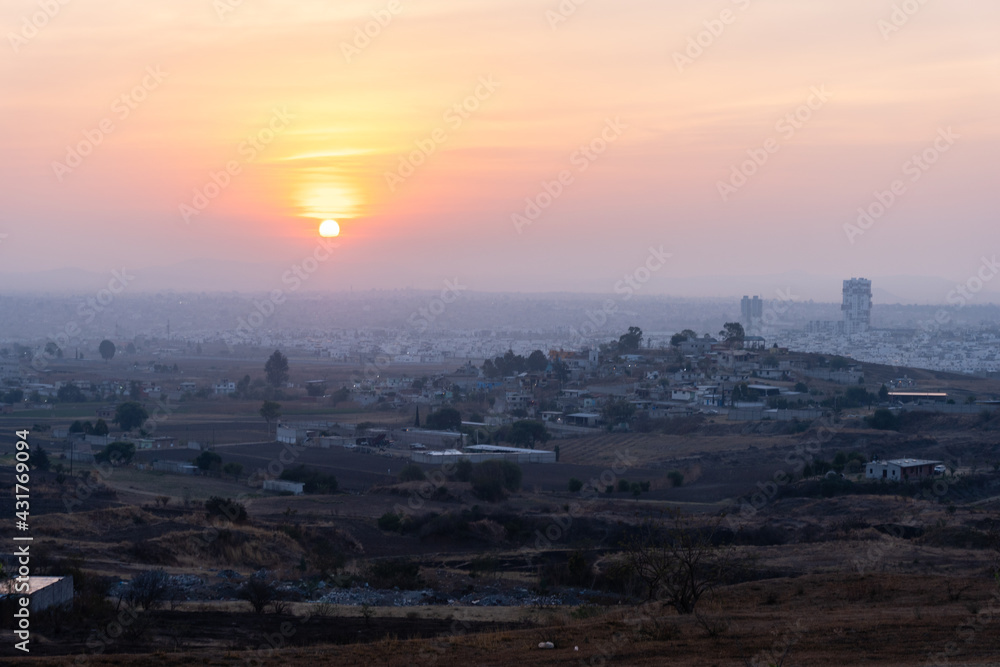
933 464 947 475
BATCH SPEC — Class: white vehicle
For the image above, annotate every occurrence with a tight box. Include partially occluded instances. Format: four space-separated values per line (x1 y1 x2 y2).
933 464 947 475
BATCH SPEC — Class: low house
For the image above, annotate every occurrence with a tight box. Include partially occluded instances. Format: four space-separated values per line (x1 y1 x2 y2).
888 392 948 404
565 412 600 427
214 379 237 396
152 460 198 475
263 479 304 495
866 458 942 481
1 576 73 613
276 425 310 445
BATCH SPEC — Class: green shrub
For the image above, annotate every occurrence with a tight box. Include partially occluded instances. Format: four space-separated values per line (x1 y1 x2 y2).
668 470 684 487
568 477 583 493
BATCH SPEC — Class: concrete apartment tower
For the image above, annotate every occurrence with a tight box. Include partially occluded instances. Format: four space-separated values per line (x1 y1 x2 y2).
841 278 872 334
740 295 763 336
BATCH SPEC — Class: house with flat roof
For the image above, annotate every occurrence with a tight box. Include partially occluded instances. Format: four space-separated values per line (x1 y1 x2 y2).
866 458 942 481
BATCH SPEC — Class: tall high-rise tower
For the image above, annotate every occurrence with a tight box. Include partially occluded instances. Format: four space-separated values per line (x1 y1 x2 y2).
842 278 872 334
740 295 763 336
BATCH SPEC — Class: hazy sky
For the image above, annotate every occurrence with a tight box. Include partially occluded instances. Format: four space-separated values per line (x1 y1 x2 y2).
2 0 998 299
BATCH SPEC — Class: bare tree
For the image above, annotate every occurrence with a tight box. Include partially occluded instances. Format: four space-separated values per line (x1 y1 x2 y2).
621 509 748 615
123 569 174 611
237 577 278 614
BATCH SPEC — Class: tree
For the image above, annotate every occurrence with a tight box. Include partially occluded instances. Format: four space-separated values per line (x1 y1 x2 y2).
44 341 62 358
425 407 461 431
92 418 109 436
2 388 23 404
730 382 757 405
719 322 745 348
95 441 135 466
551 359 569 383
414 406 420 428
505 420 551 449
621 510 746 614
830 356 850 371
259 400 282 434
568 477 584 492
264 350 289 388
878 384 890 402
123 569 173 611
526 349 548 372
235 374 252 398
618 326 643 352
113 401 149 432
867 408 900 431
223 462 244 482
194 450 222 473
29 445 50 472
602 398 636 427
471 460 522 501
56 384 87 403
237 577 278 615
481 358 500 379
99 339 116 362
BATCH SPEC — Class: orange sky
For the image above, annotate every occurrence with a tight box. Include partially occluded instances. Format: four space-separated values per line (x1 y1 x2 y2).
1 0 998 297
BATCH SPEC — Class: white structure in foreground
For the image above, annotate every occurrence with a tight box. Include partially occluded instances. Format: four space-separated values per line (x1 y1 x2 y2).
865 458 941 482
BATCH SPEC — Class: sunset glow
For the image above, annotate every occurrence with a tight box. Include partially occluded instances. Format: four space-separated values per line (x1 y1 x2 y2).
2 0 998 296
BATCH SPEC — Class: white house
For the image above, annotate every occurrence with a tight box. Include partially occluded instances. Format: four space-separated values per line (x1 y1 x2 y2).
866 458 942 481
213 379 237 395
263 479 304 495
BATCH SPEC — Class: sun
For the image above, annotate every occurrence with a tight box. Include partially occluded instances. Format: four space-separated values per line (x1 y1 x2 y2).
318 219 340 238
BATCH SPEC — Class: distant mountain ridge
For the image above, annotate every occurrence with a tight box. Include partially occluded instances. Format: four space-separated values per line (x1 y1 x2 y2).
0 262 997 304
